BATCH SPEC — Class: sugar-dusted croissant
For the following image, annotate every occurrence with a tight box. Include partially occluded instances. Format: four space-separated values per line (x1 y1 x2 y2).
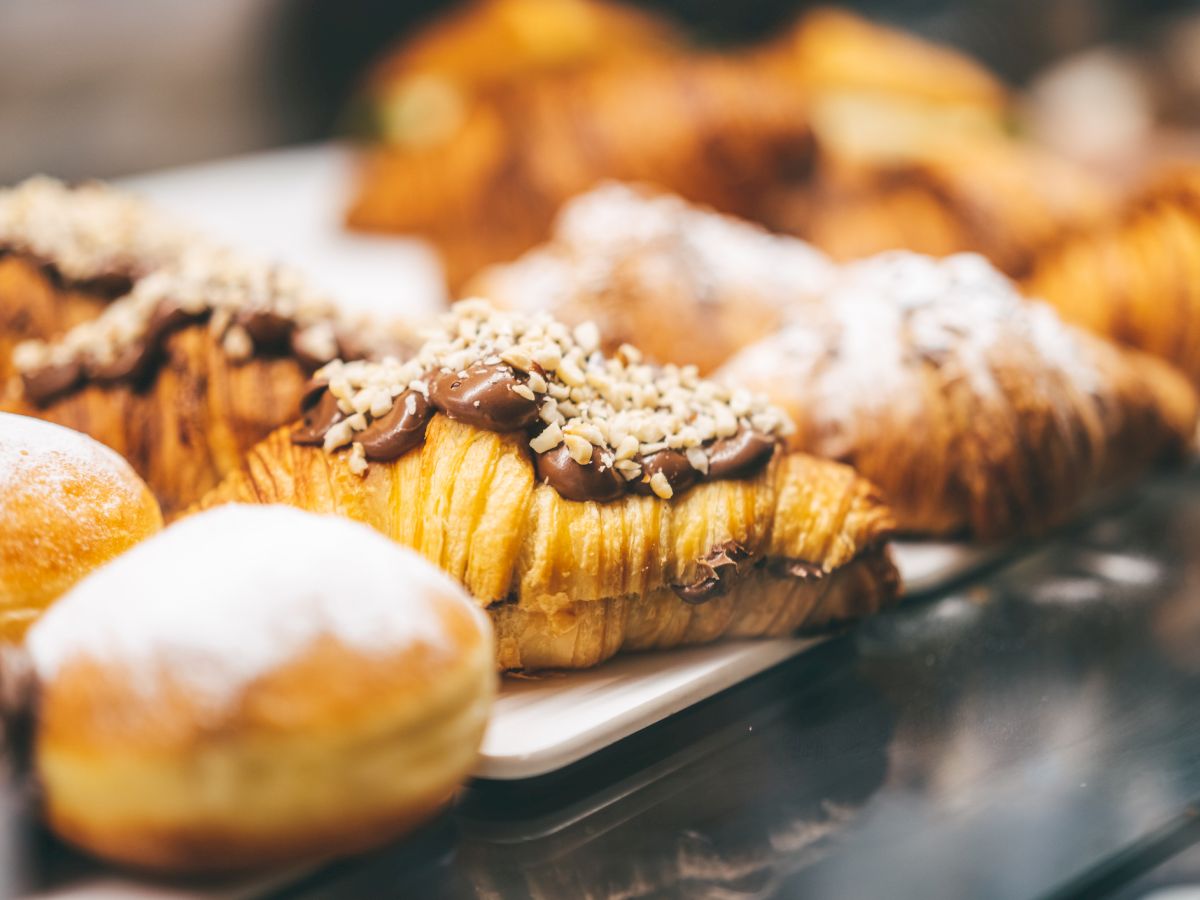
718 252 1198 540
0 177 195 381
2 248 412 518
347 54 814 290
200 301 900 670
766 136 1113 280
1025 166 1200 385
467 182 835 374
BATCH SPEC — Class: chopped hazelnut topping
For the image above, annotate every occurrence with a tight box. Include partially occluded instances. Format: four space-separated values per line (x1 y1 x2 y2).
310 300 791 486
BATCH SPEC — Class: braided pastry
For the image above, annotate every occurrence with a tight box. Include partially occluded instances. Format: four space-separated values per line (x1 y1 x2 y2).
199 302 900 670
718 252 1198 539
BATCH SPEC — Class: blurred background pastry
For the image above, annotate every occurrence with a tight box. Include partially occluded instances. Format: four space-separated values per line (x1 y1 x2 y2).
0 412 162 642
346 52 814 290
468 182 835 373
24 504 495 873
1025 165 1200 385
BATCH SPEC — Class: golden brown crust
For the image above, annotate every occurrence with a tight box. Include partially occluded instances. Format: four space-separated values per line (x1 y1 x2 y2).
0 255 117 383
199 415 900 669
2 325 312 519
1025 166 1200 385
347 55 814 290
0 413 162 641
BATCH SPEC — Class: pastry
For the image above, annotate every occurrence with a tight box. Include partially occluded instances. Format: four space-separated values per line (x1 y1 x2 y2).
754 6 1009 119
718 252 1198 540
358 0 680 149
199 300 901 670
1024 166 1200 385
766 135 1113 279
467 182 836 373
3 247 412 518
0 412 162 642
0 176 194 380
346 54 814 290
22 504 494 873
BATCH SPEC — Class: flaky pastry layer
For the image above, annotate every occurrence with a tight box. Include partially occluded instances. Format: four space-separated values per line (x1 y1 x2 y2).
200 415 899 669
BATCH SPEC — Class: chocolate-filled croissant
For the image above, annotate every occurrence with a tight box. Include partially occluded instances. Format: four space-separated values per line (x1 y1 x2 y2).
718 252 1198 540
2 248 412 518
0 176 195 381
347 54 814 290
199 301 900 670
1025 166 1200 386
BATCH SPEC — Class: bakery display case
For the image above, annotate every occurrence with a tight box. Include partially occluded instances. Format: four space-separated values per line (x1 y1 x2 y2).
3 1 1200 897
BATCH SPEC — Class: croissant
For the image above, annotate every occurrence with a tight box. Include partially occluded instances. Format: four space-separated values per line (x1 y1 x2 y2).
717 252 1198 540
0 176 194 381
2 247 411 519
199 301 900 670
765 136 1113 280
346 54 814 290
1024 166 1200 385
467 182 836 373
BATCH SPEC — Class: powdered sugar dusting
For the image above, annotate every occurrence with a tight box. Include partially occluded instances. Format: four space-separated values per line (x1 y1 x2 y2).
0 413 143 519
26 506 476 709
719 252 1102 433
485 181 835 313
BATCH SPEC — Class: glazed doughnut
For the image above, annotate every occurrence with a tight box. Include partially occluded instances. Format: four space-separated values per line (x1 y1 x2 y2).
0 412 162 641
24 505 495 873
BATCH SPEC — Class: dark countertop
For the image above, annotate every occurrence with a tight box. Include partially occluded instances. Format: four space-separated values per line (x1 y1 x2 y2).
10 471 1200 899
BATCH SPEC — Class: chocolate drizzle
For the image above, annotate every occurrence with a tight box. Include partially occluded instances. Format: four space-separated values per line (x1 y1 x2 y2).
295 363 779 503
429 363 541 432
359 391 433 460
672 541 752 605
632 449 698 496
293 302 790 504
708 431 777 481
536 443 626 502
291 386 346 446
